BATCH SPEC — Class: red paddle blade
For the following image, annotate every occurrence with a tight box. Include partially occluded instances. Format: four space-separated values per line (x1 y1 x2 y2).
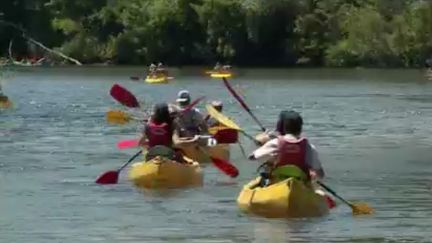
211 157 239 178
117 139 140 149
95 170 119 184
213 128 239 144
325 195 337 209
110 84 140 108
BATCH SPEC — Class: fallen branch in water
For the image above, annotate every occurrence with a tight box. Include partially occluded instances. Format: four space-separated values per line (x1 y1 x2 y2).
0 20 82 65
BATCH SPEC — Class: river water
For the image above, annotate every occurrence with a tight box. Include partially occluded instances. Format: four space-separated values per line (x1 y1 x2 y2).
1 67 431 242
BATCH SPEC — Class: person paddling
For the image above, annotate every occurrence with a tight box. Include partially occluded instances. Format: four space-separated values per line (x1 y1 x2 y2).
156 62 168 76
214 62 222 72
248 110 325 186
172 90 209 146
138 103 178 160
0 84 9 104
148 63 157 77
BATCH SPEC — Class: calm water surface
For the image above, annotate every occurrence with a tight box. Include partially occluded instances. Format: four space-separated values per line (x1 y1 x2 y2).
1 67 432 242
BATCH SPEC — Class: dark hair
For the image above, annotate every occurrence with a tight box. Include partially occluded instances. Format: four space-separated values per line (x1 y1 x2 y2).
152 103 172 127
276 110 303 135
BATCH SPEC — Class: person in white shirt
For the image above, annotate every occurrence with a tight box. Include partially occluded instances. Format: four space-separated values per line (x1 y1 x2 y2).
249 110 324 185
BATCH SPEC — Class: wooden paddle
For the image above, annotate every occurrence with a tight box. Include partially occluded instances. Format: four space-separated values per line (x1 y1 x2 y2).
106 110 132 125
106 110 148 125
317 181 374 215
222 77 266 132
95 150 142 184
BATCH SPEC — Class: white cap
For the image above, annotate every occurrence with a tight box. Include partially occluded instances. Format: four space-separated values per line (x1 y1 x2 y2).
176 90 191 103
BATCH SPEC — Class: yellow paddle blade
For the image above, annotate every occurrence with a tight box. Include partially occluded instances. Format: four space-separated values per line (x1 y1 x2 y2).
106 110 131 125
206 104 241 131
351 202 374 215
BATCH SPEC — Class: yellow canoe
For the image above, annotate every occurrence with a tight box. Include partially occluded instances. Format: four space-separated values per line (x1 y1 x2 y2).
210 72 232 78
0 100 12 109
175 144 230 163
145 75 171 84
128 156 203 189
237 177 329 218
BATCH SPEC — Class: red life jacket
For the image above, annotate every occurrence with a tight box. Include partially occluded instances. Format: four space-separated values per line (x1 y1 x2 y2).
276 136 310 179
145 121 172 148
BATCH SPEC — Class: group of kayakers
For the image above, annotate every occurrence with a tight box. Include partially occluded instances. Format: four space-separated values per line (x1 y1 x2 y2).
138 90 324 191
213 62 232 72
148 62 168 77
138 90 224 161
146 62 232 78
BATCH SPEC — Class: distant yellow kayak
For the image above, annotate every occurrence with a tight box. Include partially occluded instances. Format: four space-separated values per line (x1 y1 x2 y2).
210 72 232 78
0 98 12 109
128 156 203 189
237 177 330 218
145 75 173 84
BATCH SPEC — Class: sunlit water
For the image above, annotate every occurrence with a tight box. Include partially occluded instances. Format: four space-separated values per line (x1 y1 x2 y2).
1 67 432 242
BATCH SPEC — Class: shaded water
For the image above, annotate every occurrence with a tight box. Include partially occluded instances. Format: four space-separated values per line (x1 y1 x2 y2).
1 67 432 242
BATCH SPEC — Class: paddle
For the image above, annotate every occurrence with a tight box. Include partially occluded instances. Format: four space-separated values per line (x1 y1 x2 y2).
117 139 140 150
106 110 147 125
197 146 239 178
206 104 261 145
106 110 132 125
222 77 266 132
206 104 342 209
317 181 374 215
95 150 142 184
110 84 140 108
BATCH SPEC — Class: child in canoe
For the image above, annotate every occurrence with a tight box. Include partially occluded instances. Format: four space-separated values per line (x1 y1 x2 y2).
248 110 325 185
204 100 239 144
138 103 185 162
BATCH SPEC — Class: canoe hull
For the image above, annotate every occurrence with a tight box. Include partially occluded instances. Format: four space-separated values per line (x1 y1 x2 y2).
237 177 329 218
145 76 170 84
128 156 203 189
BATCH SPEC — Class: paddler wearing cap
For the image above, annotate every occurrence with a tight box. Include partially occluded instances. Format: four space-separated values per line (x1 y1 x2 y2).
248 110 325 187
172 90 209 145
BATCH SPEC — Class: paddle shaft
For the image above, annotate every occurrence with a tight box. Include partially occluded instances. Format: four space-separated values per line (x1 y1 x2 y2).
222 77 266 132
118 150 143 171
197 146 238 178
317 181 354 208
240 130 260 144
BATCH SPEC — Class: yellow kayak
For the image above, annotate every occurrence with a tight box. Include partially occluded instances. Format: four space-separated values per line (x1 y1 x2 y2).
0 99 12 109
176 144 230 163
145 75 171 84
237 177 329 218
128 156 203 189
210 72 232 78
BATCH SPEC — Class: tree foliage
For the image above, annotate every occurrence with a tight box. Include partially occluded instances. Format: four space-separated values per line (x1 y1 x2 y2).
1 0 432 67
